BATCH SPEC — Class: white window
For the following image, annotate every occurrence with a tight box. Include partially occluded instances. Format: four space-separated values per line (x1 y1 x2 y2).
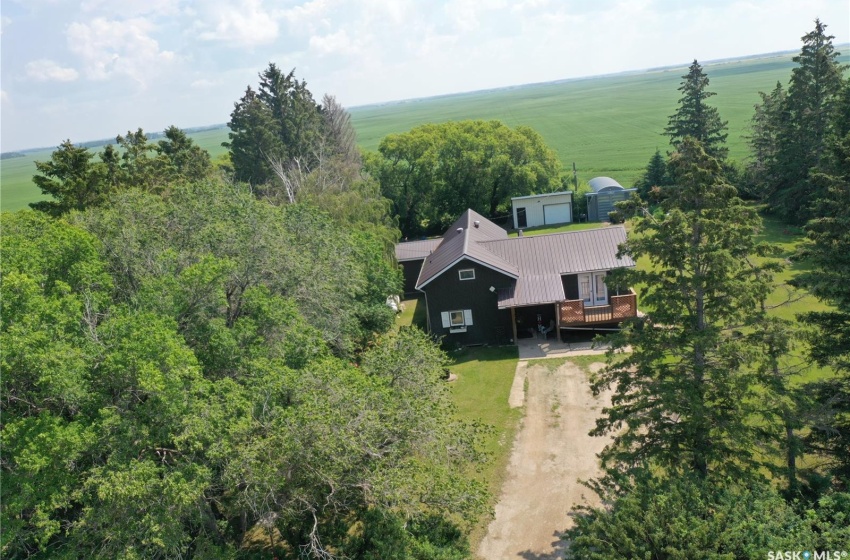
458 268 475 281
441 309 474 333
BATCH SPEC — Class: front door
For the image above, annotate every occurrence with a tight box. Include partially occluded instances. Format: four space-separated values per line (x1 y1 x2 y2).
578 272 608 306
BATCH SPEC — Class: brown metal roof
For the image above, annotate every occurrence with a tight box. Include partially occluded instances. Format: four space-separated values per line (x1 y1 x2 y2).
416 209 519 288
402 210 634 303
482 226 634 308
395 238 442 262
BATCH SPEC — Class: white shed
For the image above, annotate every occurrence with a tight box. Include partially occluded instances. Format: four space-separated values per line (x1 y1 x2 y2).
511 191 574 230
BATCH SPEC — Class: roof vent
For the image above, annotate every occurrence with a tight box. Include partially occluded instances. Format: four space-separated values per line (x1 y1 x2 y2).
457 227 464 234
518 229 524 237
474 220 480 228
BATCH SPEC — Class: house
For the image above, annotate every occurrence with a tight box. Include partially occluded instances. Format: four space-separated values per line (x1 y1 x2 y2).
511 191 573 230
398 209 637 346
396 238 442 295
585 177 637 221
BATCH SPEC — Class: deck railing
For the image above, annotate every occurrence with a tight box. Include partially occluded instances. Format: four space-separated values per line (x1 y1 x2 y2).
559 290 637 325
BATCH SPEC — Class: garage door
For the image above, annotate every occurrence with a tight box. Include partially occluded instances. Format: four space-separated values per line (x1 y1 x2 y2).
543 202 571 225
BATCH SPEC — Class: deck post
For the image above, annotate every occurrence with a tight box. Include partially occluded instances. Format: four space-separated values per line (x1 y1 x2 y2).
554 302 561 342
510 307 518 344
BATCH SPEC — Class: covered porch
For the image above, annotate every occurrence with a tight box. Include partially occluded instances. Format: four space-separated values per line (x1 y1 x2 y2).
508 289 638 345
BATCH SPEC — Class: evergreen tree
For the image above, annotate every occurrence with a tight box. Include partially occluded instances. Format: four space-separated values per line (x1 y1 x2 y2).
223 85 283 185
664 60 729 160
565 473 821 560
156 125 213 182
592 137 771 479
257 63 322 164
224 65 323 185
750 20 847 223
115 128 169 191
794 81 850 482
745 82 787 199
633 148 672 200
30 140 109 215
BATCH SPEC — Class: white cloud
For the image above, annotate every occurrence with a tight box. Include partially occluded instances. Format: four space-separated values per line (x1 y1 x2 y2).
25 59 79 82
1 89 9 104
309 29 361 56
80 0 181 17
66 17 175 85
281 0 333 34
190 78 218 89
197 0 279 47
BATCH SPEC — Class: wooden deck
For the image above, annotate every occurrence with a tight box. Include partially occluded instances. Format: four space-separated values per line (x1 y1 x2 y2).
558 291 637 326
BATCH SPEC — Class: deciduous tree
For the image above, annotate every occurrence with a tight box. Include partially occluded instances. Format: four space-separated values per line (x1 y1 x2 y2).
368 120 561 236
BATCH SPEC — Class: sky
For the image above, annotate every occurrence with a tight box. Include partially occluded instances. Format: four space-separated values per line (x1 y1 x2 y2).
1 0 849 153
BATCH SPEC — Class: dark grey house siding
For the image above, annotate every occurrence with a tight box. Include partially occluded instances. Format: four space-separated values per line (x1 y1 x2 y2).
561 274 579 300
400 260 424 295
422 259 514 345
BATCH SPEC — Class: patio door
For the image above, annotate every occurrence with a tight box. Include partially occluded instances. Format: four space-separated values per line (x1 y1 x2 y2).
578 272 608 306
593 272 607 306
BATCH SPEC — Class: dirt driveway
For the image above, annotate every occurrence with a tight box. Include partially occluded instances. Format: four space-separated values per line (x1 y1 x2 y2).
476 359 612 559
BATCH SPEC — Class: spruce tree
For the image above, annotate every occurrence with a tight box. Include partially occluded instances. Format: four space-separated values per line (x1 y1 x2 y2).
592 137 771 479
794 81 850 482
634 148 671 200
224 86 283 185
750 20 846 223
224 65 323 186
664 60 729 160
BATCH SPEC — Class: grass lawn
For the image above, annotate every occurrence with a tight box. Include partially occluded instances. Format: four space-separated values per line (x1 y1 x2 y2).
393 296 427 331
507 219 609 237
446 345 521 548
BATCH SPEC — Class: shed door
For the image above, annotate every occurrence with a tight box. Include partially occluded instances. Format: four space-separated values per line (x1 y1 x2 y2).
516 207 527 229
543 203 571 225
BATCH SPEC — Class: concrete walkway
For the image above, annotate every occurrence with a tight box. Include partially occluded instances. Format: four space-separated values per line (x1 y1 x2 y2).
515 335 610 360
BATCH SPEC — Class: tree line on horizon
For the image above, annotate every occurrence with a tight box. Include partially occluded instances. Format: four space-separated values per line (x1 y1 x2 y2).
6 16 850 560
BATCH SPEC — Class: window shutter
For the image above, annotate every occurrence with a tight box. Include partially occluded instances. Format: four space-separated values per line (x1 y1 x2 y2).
463 309 473 326
441 312 451 328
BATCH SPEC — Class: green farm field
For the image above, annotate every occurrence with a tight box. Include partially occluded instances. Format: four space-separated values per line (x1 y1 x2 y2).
0 128 233 212
3 50 848 211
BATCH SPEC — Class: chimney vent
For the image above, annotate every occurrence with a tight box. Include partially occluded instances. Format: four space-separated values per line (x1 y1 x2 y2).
474 220 480 228
457 227 464 234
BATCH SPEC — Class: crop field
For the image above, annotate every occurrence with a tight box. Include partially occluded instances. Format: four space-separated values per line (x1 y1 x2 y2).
350 52 829 183
3 50 848 212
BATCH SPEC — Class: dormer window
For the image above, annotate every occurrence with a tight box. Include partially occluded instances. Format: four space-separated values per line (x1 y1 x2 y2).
458 268 475 281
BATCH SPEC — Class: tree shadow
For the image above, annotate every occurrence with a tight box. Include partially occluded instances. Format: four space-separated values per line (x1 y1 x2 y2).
515 530 569 560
